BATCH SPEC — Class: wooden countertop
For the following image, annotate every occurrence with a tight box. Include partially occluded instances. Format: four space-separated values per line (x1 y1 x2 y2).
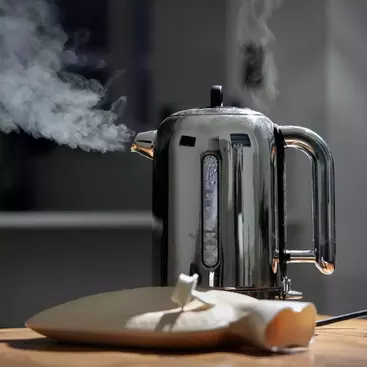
1 318 367 367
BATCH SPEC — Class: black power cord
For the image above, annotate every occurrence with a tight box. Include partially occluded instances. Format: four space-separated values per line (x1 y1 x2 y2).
316 310 367 327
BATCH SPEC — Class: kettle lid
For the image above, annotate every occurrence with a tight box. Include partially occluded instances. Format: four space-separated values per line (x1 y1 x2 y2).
171 85 262 117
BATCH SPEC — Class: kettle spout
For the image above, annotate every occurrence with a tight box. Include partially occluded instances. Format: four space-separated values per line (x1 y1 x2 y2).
130 130 157 160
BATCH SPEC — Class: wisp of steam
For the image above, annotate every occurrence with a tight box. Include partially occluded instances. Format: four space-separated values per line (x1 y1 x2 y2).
238 0 282 111
0 0 134 152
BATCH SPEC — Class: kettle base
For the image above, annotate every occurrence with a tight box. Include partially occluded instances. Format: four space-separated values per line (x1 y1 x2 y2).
198 286 284 300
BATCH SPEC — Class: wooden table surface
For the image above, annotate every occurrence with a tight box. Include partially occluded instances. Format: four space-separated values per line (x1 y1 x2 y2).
1 318 366 367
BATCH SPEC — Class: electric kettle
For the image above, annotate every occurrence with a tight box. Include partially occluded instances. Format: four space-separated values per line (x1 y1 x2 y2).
131 85 336 300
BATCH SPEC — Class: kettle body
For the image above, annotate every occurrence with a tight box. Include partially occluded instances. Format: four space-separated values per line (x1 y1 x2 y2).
131 86 336 300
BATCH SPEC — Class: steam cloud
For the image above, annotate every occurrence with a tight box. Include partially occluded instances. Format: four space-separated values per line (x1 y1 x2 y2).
238 0 282 111
0 0 134 152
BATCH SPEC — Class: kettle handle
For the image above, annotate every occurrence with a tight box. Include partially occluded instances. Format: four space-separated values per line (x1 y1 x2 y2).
280 125 336 275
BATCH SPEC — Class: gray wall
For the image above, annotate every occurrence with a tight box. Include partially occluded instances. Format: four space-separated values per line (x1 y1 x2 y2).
326 0 367 315
151 0 227 112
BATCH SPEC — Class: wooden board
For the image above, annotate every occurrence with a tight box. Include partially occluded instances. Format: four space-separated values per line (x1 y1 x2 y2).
1 317 367 366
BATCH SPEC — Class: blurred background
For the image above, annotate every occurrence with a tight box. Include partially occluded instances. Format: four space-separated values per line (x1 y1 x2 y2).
0 0 363 326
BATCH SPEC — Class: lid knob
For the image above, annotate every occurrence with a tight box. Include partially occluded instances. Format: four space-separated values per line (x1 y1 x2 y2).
210 85 223 108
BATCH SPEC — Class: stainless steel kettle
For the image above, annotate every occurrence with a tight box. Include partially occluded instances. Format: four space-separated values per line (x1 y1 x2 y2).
131 85 336 300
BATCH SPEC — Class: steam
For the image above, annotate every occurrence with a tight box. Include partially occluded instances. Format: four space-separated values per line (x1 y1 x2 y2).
238 0 282 111
0 0 134 152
